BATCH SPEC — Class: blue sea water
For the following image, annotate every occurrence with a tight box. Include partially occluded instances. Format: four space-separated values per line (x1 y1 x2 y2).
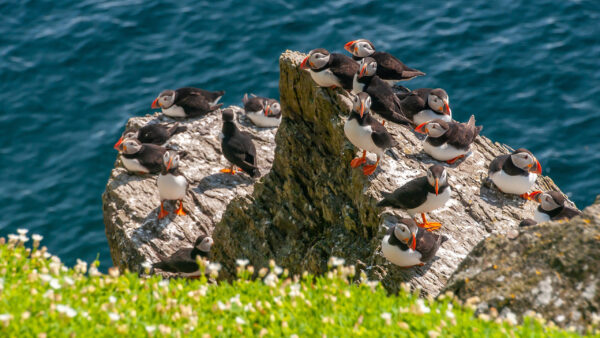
0 0 598 268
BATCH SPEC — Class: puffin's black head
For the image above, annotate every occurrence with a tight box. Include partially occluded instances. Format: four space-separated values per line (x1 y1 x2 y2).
414 119 449 137
114 128 138 150
351 92 372 118
426 164 447 195
300 48 330 70
510 148 542 174
537 191 565 211
357 57 377 79
222 108 235 122
393 218 418 250
427 89 451 116
194 235 214 253
152 89 176 109
344 39 375 58
118 138 142 154
162 150 180 173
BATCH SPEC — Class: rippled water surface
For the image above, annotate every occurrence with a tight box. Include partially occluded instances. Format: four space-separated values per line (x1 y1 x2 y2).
0 0 598 267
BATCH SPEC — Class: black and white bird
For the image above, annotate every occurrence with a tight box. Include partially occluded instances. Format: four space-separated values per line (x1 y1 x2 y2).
300 48 358 90
344 39 425 84
382 218 447 268
488 148 542 200
117 138 166 174
352 57 413 126
344 92 397 175
157 150 188 219
395 87 452 126
151 87 224 118
533 191 581 223
415 115 482 164
152 235 214 276
220 109 260 177
377 165 451 231
114 122 187 149
242 93 282 127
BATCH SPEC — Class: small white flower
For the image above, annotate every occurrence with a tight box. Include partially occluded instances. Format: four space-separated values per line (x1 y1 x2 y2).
236 259 250 267
109 296 117 304
415 299 430 314
235 316 246 325
7 234 19 243
32 234 43 242
49 278 61 289
43 252 52 259
207 262 222 272
263 273 278 287
229 294 242 306
108 312 119 321
17 229 28 236
18 235 29 243
216 301 229 311
56 304 77 318
289 284 301 297
381 312 391 320
63 276 75 286
0 314 11 322
158 280 169 288
273 266 283 276
330 256 345 267
145 325 156 333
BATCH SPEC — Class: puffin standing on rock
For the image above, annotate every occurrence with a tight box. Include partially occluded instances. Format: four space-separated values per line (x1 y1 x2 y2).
382 218 447 268
151 87 224 118
395 87 452 126
344 39 425 84
488 148 542 200
344 92 397 175
157 150 188 219
377 165 451 231
152 235 214 276
116 138 166 174
415 115 482 164
114 122 187 149
220 109 260 177
242 94 282 127
300 48 358 90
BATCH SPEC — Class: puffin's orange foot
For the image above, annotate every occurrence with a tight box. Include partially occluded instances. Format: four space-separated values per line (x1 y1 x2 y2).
158 209 169 219
175 207 186 216
329 85 338 90
350 157 367 168
220 168 237 175
381 120 386 126
520 191 542 201
362 164 378 176
446 155 465 164
417 222 442 232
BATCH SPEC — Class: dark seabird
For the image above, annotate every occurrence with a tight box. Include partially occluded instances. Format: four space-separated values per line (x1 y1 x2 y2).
114 122 187 149
395 87 452 126
533 191 581 223
300 48 358 90
488 148 542 200
382 218 447 267
220 109 260 177
242 93 282 127
415 115 482 164
151 87 224 118
117 138 166 174
157 150 188 219
152 235 214 276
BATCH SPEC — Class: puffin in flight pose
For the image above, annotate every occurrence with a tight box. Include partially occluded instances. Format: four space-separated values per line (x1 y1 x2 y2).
382 218 447 268
532 191 581 223
377 165 451 231
395 87 452 126
152 235 213 276
220 109 260 177
300 48 358 90
415 115 482 164
116 138 166 174
242 94 282 127
151 87 224 118
488 148 542 200
114 122 187 149
344 39 425 84
352 58 413 126
157 150 188 219
344 92 397 175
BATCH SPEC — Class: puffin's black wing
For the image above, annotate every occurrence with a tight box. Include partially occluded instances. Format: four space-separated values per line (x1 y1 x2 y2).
175 88 222 117
445 121 479 151
137 124 170 145
223 132 259 176
243 96 265 112
152 248 198 273
415 228 446 263
366 77 412 125
373 52 425 81
368 115 397 149
328 53 359 90
488 154 508 175
554 207 582 221
135 144 166 173
397 92 426 120
377 177 429 210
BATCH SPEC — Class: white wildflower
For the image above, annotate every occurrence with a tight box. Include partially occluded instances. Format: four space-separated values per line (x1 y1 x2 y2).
289 284 301 298
263 273 278 287
108 312 119 321
329 256 345 267
17 229 28 236
43 252 51 259
0 314 12 323
18 235 29 243
109 296 117 304
207 262 222 273
49 278 61 289
235 316 246 325
88 266 101 277
56 304 77 318
158 280 169 288
230 294 242 307
235 259 249 267
63 276 75 286
415 299 430 314
32 234 43 242
273 265 283 276
381 312 391 320
217 301 229 311
145 325 156 333
74 259 88 274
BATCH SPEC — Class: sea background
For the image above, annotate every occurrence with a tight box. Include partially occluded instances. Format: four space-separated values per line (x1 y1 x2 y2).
0 0 598 268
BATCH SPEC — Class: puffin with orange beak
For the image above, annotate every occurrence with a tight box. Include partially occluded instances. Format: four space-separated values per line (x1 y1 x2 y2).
395 87 452 126
488 148 542 200
300 48 358 90
116 138 167 174
157 150 189 219
532 191 581 224
242 93 282 127
151 87 224 118
382 218 448 268
220 108 260 177
113 122 187 149
377 165 451 231
344 39 425 85
344 92 397 175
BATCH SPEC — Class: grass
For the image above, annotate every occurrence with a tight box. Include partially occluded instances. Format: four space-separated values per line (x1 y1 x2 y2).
0 231 588 337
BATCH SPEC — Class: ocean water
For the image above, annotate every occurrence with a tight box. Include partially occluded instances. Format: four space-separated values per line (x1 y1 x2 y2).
0 0 598 268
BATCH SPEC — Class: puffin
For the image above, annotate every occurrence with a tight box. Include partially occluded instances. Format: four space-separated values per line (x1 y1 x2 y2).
220 108 260 177
352 57 413 126
151 87 224 118
377 165 451 231
532 191 582 223
382 218 447 268
488 148 542 200
152 235 214 276
157 150 188 219
414 115 482 164
300 48 358 90
114 122 187 149
344 92 397 175
117 138 166 174
395 87 452 126
344 39 425 84
242 93 282 127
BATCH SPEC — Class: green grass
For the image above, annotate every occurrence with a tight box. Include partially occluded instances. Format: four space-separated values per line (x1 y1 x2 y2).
0 232 587 337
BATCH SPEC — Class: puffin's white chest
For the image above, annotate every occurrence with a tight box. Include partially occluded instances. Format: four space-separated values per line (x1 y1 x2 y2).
423 140 468 161
344 118 383 156
246 111 282 127
407 187 451 215
413 109 452 126
308 69 341 88
157 173 187 201
534 208 551 223
162 105 186 118
490 170 537 195
121 156 149 173
381 235 422 267
351 74 364 94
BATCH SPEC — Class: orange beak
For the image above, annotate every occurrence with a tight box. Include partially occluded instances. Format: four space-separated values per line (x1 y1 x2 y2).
443 101 451 115
534 160 542 174
359 64 367 78
344 40 355 53
113 137 123 150
410 233 416 250
264 105 270 116
300 56 309 69
415 122 428 134
435 178 439 196
166 157 173 171
151 98 160 109
359 101 364 118
529 191 543 202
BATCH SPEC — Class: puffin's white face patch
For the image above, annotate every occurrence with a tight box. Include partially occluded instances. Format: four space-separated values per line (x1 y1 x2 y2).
426 122 446 138
428 94 445 113
540 193 561 211
510 152 536 171
309 52 330 69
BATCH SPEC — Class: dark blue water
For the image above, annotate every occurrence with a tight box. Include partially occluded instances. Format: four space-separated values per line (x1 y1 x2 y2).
1 0 599 268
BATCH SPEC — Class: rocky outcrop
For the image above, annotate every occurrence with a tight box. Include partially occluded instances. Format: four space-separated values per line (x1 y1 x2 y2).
443 196 599 332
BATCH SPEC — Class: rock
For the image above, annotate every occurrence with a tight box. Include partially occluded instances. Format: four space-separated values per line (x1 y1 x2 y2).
208 50 566 296
443 195 600 332
102 107 276 275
